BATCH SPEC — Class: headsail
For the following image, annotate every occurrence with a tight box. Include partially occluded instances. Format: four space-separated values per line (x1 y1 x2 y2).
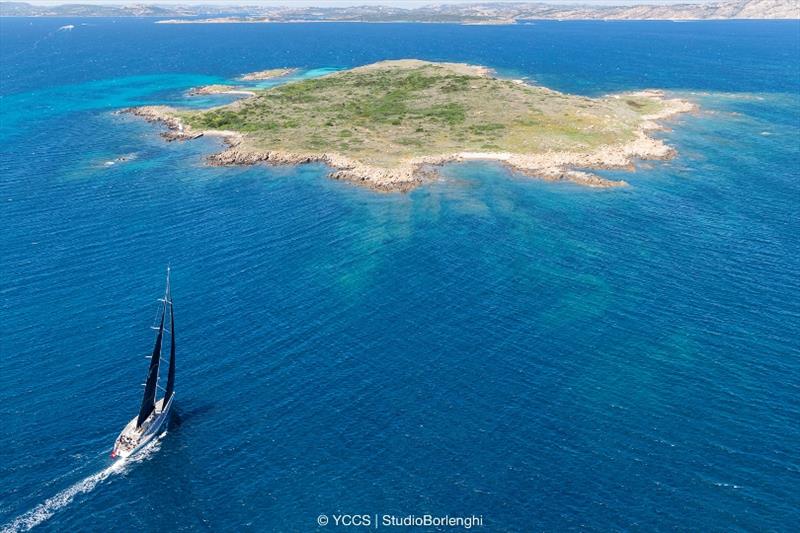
164 299 175 402
137 304 165 427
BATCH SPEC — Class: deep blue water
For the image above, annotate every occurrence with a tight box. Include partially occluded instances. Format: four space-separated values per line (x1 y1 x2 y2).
1 18 799 532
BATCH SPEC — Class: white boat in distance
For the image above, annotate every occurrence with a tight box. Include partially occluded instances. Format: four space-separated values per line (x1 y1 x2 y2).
112 268 176 459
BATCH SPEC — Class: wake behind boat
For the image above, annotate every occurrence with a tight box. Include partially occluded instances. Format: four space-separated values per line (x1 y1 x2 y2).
112 268 176 459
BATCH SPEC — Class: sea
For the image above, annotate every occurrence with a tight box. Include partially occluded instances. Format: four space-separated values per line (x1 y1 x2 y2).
1 18 798 532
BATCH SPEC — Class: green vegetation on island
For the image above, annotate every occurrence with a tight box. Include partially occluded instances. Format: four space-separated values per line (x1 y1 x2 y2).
180 60 663 168
129 60 694 190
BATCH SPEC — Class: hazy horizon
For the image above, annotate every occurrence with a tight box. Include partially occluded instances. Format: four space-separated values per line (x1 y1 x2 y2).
15 1 729 7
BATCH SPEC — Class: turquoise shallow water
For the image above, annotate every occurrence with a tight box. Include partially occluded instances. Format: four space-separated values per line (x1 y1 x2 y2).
1 18 799 532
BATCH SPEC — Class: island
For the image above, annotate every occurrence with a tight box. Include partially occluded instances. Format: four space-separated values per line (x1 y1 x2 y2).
237 68 298 81
124 60 695 192
186 69 296 95
187 84 255 96
155 17 272 24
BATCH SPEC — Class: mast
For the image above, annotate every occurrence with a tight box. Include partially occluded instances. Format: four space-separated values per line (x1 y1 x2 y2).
136 268 169 428
164 281 175 403
137 303 165 427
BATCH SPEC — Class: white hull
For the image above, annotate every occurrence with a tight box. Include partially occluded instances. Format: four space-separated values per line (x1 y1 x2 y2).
112 394 174 459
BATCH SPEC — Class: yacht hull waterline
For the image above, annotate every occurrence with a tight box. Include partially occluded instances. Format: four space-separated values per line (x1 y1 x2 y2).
112 268 176 459
112 395 174 459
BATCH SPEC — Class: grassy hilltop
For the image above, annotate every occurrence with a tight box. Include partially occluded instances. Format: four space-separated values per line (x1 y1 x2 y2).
177 60 667 170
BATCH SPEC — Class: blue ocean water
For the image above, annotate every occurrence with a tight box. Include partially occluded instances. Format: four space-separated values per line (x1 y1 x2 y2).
1 18 799 532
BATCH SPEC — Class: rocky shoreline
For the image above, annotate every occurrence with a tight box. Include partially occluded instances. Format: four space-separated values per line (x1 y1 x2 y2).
187 85 257 97
237 68 298 81
121 89 695 192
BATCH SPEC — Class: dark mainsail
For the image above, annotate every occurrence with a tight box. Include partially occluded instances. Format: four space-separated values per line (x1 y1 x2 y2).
137 306 165 427
164 301 175 402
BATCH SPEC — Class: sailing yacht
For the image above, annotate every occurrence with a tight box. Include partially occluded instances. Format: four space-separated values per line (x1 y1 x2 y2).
112 268 176 459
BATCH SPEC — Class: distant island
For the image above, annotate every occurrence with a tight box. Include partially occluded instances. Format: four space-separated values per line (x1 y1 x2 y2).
2 0 797 21
236 68 298 81
123 60 695 192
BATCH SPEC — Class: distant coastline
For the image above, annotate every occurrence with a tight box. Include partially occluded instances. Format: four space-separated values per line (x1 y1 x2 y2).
155 18 272 25
154 18 520 26
2 0 798 21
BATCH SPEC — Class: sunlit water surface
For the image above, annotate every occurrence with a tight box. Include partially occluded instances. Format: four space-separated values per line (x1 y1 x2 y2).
1 19 799 532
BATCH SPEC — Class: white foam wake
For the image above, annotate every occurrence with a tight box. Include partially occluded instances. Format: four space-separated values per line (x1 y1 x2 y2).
2 436 164 533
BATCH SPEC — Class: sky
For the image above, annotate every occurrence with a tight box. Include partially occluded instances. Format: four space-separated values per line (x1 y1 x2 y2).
19 1 724 6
